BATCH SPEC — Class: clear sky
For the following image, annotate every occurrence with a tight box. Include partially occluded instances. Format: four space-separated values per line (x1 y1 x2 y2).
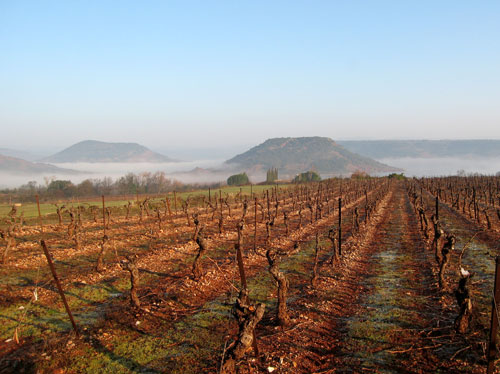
1 1 499 155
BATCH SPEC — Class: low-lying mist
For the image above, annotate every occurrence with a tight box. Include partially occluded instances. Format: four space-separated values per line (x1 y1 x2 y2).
2 156 499 189
0 160 231 188
53 160 225 178
377 156 500 177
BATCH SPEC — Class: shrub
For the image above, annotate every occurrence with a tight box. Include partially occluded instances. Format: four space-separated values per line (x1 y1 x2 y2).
227 173 250 186
387 173 406 180
266 168 278 183
351 170 370 179
293 171 321 183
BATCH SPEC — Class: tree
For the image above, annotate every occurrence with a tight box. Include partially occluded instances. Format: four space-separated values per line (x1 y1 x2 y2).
47 180 76 198
96 177 114 195
77 179 96 196
388 173 406 180
351 170 370 179
20 181 38 193
227 173 249 186
116 173 140 194
293 171 321 183
148 171 169 193
266 167 278 183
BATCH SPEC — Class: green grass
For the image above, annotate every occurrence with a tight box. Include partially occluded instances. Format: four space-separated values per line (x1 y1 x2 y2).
4 231 322 373
0 184 290 220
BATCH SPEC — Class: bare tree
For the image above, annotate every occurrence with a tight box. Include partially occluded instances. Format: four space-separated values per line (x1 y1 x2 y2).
218 215 224 234
54 204 66 226
483 208 492 229
192 213 202 242
96 235 109 273
266 249 291 327
124 201 132 220
0 225 16 264
283 211 289 236
438 234 455 289
431 214 444 265
328 227 339 264
192 226 208 280
89 206 98 223
220 289 265 374
265 215 275 244
121 256 141 308
455 269 473 334
7 205 17 223
418 207 429 239
182 198 191 226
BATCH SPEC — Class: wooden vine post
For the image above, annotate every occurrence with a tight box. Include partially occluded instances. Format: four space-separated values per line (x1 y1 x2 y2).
102 195 106 235
435 194 439 221
36 195 44 231
165 196 172 219
236 226 247 289
364 189 368 222
36 195 79 336
473 187 477 221
41 240 79 336
266 190 270 220
487 256 500 374
254 197 258 252
338 197 342 257
219 190 223 222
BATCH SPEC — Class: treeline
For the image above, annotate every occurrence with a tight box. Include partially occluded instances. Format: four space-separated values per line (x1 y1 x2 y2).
293 171 321 183
0 172 223 203
227 172 249 186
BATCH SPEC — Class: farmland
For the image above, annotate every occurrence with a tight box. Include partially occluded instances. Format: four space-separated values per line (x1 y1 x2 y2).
1 176 500 373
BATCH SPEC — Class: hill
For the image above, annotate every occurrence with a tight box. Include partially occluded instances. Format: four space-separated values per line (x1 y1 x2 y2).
338 140 500 159
0 148 41 162
42 140 175 163
0 154 80 175
226 137 399 177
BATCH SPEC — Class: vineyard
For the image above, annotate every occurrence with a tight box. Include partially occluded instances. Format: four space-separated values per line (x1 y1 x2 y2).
1 177 500 373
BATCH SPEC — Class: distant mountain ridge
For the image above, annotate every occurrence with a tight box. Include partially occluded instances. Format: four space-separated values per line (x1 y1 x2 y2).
226 137 399 177
0 148 41 162
338 140 500 159
0 154 80 175
42 140 175 163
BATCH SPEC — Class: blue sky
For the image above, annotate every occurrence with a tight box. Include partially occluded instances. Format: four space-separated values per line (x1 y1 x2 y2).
1 1 499 156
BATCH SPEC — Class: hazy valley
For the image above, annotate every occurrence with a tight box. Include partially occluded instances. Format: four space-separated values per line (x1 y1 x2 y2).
1 138 500 189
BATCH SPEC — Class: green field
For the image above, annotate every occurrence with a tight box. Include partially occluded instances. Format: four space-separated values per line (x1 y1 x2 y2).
0 184 288 221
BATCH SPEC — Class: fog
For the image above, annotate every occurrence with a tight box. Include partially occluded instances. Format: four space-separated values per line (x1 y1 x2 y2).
0 160 230 189
2 157 500 189
378 157 500 177
52 160 226 178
